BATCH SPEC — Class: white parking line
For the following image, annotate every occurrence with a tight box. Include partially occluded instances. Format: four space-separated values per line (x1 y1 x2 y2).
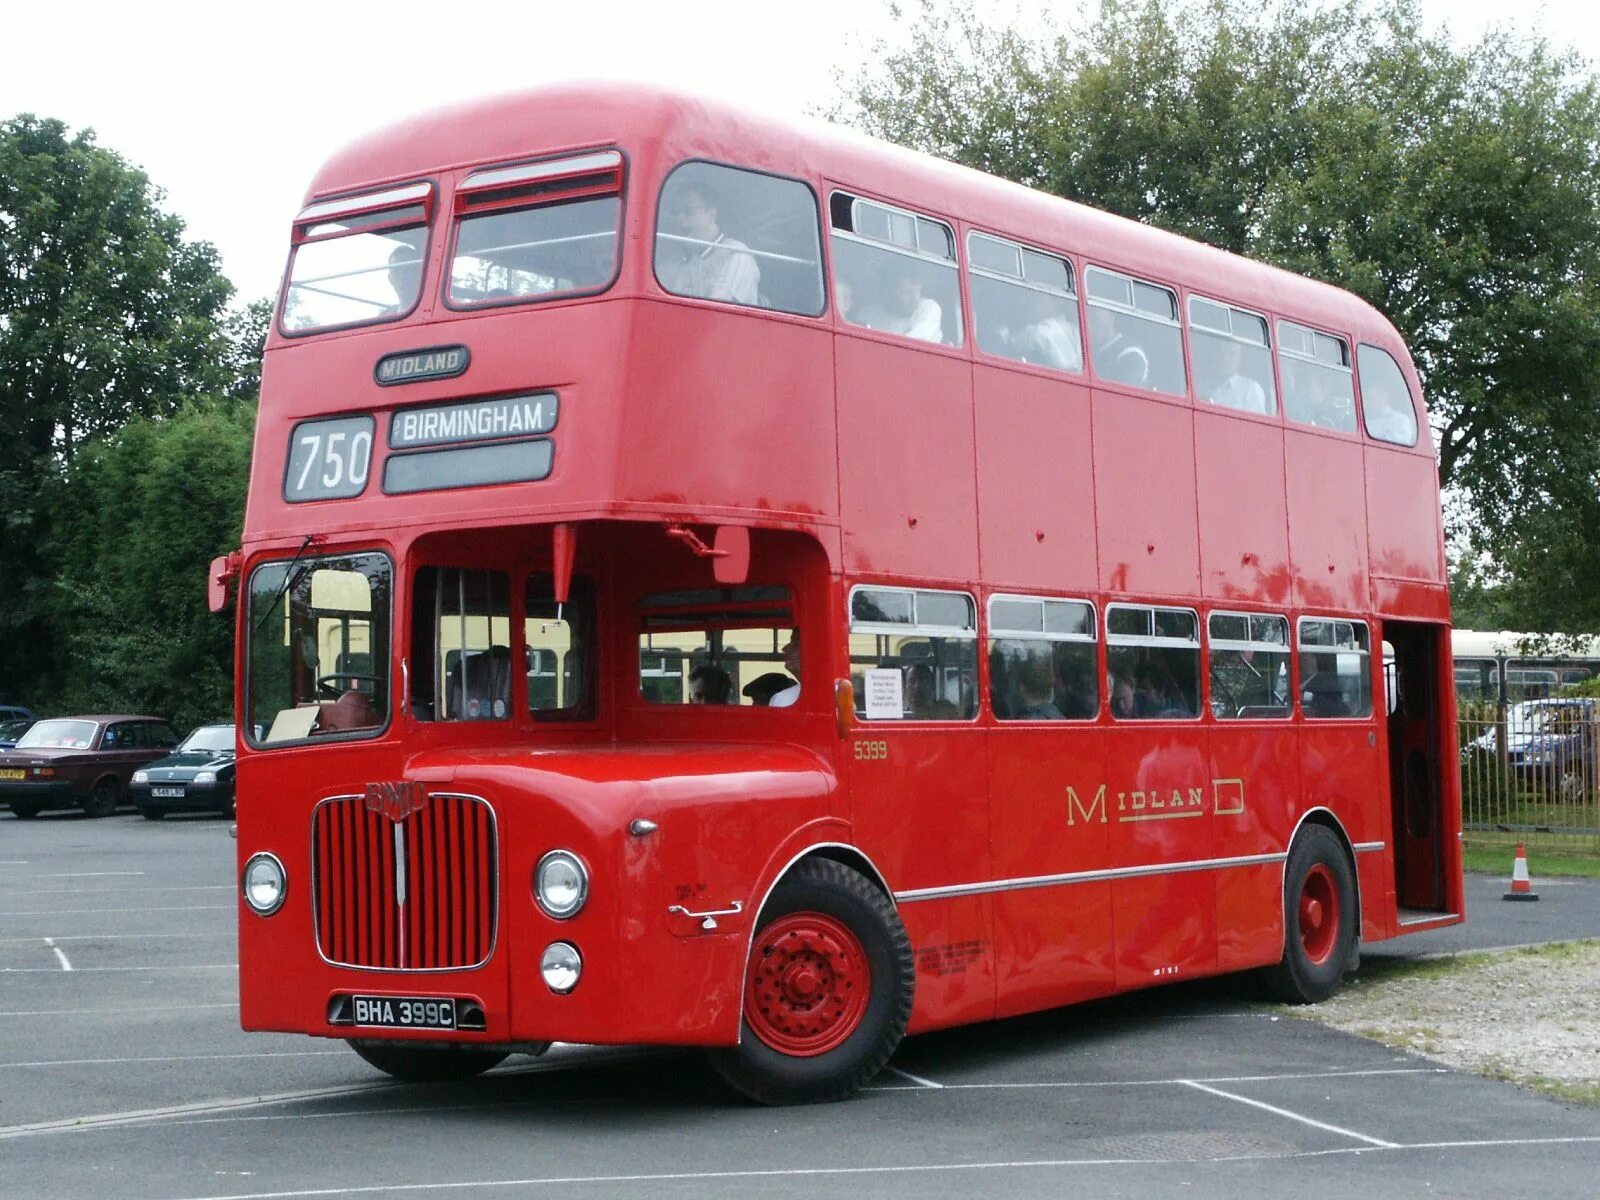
884 1065 944 1088
0 1003 236 1017
0 884 231 896
0 963 235 973
0 1081 400 1140
9 871 147 879
5 904 233 916
41 937 71 971
0 932 234 943
0 1050 348 1069
867 1066 1447 1091
140 1138 1600 1200
1180 1078 1396 1147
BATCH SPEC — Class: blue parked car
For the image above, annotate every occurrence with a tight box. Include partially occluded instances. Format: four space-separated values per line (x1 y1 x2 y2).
1470 698 1599 800
0 718 33 751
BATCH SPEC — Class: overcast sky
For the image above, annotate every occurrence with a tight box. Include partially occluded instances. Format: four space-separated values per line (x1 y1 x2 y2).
4 0 1594 308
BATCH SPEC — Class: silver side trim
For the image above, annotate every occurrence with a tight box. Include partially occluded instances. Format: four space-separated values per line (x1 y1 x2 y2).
1352 841 1386 854
893 851 1288 904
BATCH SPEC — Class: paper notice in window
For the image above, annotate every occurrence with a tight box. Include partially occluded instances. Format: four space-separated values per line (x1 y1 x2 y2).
864 669 904 720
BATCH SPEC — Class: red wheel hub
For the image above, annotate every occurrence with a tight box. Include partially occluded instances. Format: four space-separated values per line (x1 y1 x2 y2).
1298 864 1340 966
745 912 870 1056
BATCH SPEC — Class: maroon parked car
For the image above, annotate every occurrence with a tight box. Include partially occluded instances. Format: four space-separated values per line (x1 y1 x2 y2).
0 715 181 819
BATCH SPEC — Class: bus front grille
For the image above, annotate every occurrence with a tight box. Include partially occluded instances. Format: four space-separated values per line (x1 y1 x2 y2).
312 793 497 971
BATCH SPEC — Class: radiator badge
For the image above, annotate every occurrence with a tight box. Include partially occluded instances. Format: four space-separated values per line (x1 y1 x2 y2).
364 780 428 821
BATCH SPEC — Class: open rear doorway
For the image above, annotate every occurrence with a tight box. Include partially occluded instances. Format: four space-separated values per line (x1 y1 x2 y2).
1384 621 1452 917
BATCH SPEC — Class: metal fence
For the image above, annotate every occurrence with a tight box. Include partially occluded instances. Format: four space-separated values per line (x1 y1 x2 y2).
1459 701 1600 855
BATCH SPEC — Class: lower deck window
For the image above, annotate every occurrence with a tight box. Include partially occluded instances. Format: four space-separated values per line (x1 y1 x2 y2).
247 552 391 744
1298 618 1372 718
850 587 977 720
1209 612 1291 719
638 586 797 706
1107 605 1200 720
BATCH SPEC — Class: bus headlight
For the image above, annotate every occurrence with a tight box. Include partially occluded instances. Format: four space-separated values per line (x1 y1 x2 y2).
541 942 582 993
534 850 589 919
242 853 287 915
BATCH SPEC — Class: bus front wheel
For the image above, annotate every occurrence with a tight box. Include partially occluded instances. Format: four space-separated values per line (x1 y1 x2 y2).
1262 824 1356 1004
708 858 914 1105
347 1041 508 1083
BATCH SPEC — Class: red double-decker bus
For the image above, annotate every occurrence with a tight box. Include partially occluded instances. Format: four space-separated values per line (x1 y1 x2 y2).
219 84 1460 1104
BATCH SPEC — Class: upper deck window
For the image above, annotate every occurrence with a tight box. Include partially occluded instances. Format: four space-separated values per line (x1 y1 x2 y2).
1357 344 1420 447
1085 267 1186 396
1190 296 1276 416
1279 321 1356 432
449 150 623 309
969 232 1083 374
282 183 432 334
655 163 823 316
830 193 962 346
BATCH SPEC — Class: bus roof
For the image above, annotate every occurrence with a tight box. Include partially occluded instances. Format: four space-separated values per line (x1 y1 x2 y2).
305 83 1403 352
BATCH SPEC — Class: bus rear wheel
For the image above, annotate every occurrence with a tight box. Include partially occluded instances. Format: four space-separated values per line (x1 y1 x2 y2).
1262 824 1356 1004
347 1041 508 1083
708 858 913 1105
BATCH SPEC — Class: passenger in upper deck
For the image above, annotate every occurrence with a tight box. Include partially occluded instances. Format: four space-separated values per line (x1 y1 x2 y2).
1013 289 1083 371
659 182 760 305
856 270 943 343
1088 306 1150 387
1206 339 1270 414
380 237 424 317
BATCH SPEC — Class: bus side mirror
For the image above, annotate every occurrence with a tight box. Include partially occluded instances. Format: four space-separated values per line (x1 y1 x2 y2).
712 526 750 585
208 552 240 613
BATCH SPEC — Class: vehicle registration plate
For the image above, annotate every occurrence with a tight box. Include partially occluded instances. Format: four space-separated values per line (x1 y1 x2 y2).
151 786 185 798
352 995 456 1029
0 769 24 781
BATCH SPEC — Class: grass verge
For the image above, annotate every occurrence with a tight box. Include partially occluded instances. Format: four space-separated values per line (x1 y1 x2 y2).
1286 940 1600 1107
1463 841 1600 878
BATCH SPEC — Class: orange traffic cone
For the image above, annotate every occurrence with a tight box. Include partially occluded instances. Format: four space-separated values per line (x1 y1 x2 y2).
1502 843 1540 902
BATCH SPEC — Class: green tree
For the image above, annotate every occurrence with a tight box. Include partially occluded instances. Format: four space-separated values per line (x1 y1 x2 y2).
0 115 250 705
837 0 1600 627
46 405 254 730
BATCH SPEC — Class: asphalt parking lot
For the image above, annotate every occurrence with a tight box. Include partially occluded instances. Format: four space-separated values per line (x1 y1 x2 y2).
3 812 1598 1200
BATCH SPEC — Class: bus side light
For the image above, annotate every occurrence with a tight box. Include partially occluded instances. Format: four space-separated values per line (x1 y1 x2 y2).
835 678 855 738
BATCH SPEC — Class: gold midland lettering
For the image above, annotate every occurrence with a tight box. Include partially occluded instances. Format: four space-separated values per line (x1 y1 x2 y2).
1066 780 1245 825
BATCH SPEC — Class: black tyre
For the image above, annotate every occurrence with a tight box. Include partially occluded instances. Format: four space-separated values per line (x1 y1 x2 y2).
138 805 164 821
1261 824 1357 1004
9 802 43 819
347 1041 508 1083
82 777 119 819
707 858 914 1105
218 795 237 820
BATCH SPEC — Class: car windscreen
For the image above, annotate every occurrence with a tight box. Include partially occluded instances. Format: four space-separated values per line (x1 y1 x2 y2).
178 726 236 755
16 719 97 749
